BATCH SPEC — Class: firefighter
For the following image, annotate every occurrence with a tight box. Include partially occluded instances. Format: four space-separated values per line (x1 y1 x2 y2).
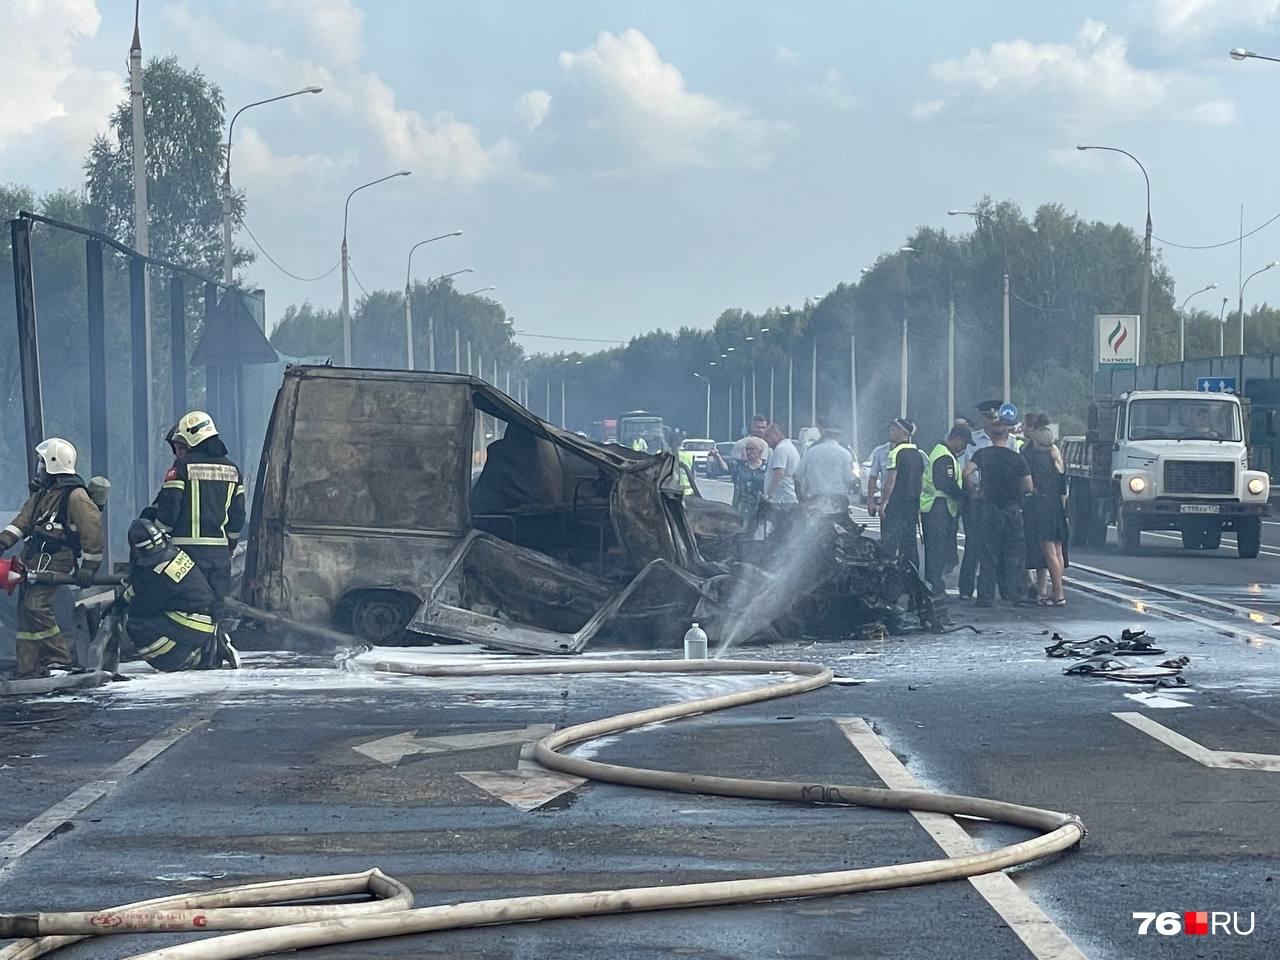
121 519 221 671
0 439 104 678
142 411 245 615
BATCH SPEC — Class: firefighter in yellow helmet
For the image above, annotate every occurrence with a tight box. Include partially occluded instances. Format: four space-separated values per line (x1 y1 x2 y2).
0 439 104 677
141 411 245 616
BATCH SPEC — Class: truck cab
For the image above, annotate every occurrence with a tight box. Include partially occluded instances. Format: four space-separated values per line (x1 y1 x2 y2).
1064 390 1270 557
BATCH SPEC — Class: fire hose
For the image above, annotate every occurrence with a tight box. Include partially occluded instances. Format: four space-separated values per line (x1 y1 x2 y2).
0 655 1085 959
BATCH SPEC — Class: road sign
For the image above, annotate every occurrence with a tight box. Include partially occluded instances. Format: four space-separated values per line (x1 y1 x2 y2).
1195 377 1237 394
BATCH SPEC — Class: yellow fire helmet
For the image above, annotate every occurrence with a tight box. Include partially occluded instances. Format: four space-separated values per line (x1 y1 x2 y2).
174 410 219 449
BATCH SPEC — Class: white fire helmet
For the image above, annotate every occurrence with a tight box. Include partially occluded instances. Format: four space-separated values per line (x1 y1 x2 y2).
35 438 77 476
174 410 219 449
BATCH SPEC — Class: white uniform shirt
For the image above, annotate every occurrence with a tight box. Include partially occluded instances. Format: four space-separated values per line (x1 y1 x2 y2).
796 438 853 498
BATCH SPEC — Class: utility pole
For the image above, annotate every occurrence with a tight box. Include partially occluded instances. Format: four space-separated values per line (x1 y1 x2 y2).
769 366 775 423
427 315 435 369
787 356 794 434
466 340 472 376
129 1 153 491
948 293 956 426
810 336 817 428
454 328 460 372
560 379 566 428
849 334 858 455
403 284 414 369
1002 272 1011 402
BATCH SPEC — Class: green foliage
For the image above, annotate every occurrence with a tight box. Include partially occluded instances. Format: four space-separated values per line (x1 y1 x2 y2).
84 56 249 275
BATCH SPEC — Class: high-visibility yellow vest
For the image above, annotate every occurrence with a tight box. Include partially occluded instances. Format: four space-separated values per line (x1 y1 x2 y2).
919 443 960 516
677 451 695 494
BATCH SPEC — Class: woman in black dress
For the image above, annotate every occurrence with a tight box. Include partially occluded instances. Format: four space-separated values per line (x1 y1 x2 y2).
1023 426 1068 605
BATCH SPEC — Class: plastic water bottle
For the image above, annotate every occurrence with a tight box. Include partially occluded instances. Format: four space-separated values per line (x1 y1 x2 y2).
683 622 708 659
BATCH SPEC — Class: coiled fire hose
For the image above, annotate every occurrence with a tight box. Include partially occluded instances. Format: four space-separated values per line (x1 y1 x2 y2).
0 657 1085 960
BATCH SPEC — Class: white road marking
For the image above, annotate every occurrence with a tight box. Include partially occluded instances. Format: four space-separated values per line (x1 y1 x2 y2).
0 707 213 878
1113 712 1280 772
1067 560 1277 626
836 718 1087 960
353 723 555 767
354 723 586 810
1139 528 1280 558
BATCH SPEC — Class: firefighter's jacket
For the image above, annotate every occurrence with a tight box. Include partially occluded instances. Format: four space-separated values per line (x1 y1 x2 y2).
124 549 216 620
0 476 104 575
151 451 246 552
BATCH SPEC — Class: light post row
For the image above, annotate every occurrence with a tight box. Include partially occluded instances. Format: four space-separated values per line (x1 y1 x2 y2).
341 171 411 365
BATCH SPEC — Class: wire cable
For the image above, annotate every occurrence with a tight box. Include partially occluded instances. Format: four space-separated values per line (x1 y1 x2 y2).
346 261 371 299
1153 211 1280 250
238 219 340 282
515 331 628 344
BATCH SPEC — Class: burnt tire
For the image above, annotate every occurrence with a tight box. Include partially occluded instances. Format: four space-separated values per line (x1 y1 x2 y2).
342 590 418 644
1237 518 1261 559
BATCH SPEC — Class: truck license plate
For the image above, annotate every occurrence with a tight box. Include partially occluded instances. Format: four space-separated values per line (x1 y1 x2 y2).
1180 504 1220 514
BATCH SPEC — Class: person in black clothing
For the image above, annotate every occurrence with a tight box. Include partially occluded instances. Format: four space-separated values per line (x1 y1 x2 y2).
1022 426 1068 605
121 519 221 672
142 411 245 616
964 423 1031 606
880 418 925 565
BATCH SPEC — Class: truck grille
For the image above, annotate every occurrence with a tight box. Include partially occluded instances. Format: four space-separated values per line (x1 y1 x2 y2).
1163 460 1233 495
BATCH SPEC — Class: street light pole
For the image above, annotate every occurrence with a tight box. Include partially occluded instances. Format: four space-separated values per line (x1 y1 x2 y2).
849 334 858 454
1077 144 1152 363
1177 283 1219 361
341 170 411 365
694 373 711 438
898 246 916 418
403 231 462 369
224 86 323 284
1219 298 1230 356
947 291 955 426
1238 261 1278 355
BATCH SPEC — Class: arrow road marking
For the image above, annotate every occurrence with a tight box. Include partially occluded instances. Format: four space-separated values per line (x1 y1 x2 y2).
1114 712 1280 772
353 723 586 811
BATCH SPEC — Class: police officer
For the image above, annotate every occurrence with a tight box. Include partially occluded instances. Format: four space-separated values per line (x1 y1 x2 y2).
920 425 971 596
143 411 245 615
880 418 925 565
0 439 104 677
121 519 221 672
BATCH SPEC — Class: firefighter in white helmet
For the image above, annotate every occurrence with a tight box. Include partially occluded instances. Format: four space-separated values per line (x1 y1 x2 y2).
0 439 104 677
141 411 245 615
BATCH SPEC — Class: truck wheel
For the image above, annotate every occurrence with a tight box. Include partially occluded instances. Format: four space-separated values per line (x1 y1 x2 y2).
1117 512 1142 554
1180 524 1203 550
1200 526 1222 551
1237 518 1261 559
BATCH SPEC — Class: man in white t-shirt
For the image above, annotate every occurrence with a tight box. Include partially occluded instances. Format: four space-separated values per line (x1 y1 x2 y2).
763 420 801 539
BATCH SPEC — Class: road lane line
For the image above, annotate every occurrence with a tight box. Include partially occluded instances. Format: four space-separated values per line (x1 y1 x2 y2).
0 707 214 877
1113 712 1280 772
836 718 1087 960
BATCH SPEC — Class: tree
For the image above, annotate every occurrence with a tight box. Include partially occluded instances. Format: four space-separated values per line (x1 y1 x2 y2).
84 56 248 275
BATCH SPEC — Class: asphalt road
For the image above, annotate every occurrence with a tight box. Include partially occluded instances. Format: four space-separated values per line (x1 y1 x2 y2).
1 484 1277 958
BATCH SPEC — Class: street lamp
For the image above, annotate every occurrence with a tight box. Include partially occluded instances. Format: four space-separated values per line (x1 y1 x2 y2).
1239 261 1279 355
1077 144 1152 363
222 85 323 284
464 285 496 296
948 208 1012 402
341 170 411 364
898 246 917 419
404 230 462 370
1230 47 1280 63
1177 283 1218 361
1219 297 1230 357
693 372 711 438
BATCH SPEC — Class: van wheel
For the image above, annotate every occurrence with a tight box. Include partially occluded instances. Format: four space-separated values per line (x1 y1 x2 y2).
341 590 419 643
1117 512 1142 555
1237 518 1262 559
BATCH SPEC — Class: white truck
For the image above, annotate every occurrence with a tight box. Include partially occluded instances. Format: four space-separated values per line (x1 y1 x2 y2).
1062 390 1270 557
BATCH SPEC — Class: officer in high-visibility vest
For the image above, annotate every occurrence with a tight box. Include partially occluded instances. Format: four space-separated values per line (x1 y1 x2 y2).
673 435 697 496
142 411 245 616
920 424 972 596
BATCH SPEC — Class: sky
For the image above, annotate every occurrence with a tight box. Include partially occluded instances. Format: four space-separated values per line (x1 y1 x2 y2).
6 0 1280 348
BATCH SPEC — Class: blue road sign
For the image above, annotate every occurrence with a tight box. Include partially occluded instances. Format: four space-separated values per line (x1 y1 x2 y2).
1196 377 1237 394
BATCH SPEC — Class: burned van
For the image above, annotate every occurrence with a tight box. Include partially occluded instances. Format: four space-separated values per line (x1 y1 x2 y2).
241 366 709 644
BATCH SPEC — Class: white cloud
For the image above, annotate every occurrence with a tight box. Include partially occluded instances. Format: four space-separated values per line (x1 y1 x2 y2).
234 126 356 183
909 99 945 120
775 45 800 66
558 28 776 170
160 0 521 187
1151 0 1280 38
515 89 552 131
806 68 861 112
924 20 1234 126
0 0 121 155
